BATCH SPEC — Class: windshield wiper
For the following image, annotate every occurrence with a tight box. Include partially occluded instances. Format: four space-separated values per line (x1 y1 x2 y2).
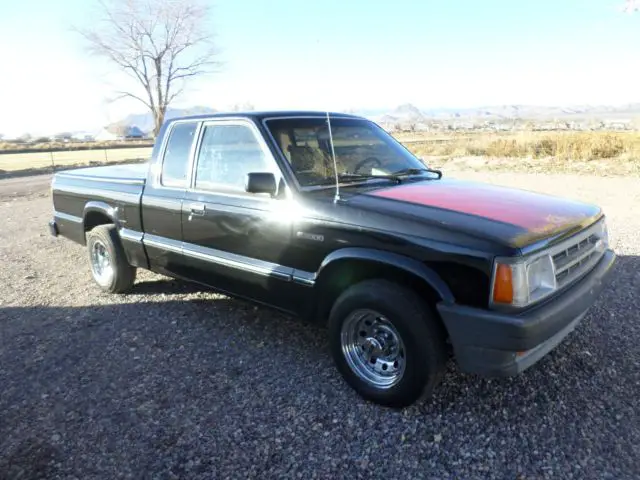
332 168 442 186
389 167 443 179
338 167 442 183
338 173 399 181
302 174 396 187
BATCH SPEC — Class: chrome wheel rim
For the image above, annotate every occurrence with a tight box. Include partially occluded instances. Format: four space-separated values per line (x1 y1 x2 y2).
90 240 113 286
340 309 406 389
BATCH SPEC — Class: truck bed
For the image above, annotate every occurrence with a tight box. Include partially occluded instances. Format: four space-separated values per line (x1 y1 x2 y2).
55 163 149 184
50 163 148 255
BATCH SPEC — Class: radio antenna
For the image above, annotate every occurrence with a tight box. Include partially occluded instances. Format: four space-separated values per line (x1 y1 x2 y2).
326 111 340 202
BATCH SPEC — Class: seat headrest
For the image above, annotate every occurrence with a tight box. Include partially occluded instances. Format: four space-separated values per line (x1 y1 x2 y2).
288 145 321 172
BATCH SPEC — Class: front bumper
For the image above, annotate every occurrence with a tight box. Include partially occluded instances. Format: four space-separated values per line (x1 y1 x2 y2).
437 249 616 377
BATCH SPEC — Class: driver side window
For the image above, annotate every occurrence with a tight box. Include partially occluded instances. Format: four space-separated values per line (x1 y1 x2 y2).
194 124 273 192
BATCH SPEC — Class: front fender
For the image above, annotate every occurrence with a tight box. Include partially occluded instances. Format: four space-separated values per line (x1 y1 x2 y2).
316 247 455 304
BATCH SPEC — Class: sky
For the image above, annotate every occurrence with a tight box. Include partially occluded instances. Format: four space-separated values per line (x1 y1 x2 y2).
1 0 639 136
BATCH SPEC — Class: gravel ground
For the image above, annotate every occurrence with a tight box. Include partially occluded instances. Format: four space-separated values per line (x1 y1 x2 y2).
1 171 639 480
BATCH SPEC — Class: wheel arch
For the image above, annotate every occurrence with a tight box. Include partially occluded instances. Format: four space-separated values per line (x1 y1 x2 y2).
312 248 455 325
83 202 118 239
85 222 137 293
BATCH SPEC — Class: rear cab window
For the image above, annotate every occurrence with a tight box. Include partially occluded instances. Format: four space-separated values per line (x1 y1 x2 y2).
161 122 198 187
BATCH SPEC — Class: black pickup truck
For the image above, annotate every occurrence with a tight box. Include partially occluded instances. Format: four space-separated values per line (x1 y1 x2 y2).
50 111 616 407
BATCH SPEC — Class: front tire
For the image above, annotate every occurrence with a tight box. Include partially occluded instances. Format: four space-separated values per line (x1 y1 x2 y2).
328 279 447 408
86 225 136 293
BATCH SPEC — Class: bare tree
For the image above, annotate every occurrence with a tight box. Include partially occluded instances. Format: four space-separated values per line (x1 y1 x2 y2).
77 0 220 136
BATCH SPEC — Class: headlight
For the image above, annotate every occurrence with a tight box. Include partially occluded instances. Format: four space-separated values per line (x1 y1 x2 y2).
492 218 609 308
491 254 557 308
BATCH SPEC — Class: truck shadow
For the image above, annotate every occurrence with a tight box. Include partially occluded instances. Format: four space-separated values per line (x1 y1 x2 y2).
0 255 637 477
126 278 209 295
1 254 636 412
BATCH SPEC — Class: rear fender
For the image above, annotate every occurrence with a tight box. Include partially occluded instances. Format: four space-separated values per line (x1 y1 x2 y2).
81 201 119 245
83 202 118 228
82 201 148 268
83 201 117 220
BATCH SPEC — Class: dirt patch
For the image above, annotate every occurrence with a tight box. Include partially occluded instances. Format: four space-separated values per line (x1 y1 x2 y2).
0 173 639 478
419 154 640 177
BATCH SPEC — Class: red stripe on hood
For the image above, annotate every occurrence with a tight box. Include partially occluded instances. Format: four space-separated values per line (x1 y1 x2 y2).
368 180 597 231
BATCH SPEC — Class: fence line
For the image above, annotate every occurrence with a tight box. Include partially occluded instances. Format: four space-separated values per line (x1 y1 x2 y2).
0 146 154 178
0 137 464 179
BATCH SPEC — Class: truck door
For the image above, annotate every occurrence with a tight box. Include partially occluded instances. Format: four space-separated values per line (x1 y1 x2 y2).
141 120 199 277
180 119 301 311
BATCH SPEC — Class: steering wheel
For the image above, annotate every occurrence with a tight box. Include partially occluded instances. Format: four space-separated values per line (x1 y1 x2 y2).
352 156 382 174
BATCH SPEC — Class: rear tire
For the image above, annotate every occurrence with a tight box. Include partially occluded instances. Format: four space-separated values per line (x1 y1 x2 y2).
86 225 136 293
328 279 447 408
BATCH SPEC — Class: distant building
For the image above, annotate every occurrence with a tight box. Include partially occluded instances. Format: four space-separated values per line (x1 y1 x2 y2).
96 124 145 141
71 132 96 142
53 132 74 142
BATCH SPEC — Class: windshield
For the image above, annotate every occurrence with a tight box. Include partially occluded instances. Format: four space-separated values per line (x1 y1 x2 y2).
265 117 430 188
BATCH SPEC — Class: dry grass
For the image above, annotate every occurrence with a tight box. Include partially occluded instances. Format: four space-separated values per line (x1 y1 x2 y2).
402 131 640 161
0 147 152 174
2 131 640 178
0 140 152 153
399 131 640 176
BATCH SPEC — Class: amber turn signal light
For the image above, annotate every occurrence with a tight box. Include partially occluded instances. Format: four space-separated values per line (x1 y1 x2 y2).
492 264 514 304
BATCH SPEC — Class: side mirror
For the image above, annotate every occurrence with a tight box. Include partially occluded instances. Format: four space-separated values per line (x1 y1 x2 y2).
245 172 277 196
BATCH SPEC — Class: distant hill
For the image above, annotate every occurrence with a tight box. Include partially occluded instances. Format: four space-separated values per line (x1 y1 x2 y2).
393 103 425 119
110 102 640 135
364 103 640 122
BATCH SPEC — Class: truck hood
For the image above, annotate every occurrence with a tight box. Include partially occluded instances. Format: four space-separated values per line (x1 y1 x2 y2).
357 178 602 248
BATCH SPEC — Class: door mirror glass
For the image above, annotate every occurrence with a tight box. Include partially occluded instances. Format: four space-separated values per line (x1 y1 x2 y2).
245 172 277 196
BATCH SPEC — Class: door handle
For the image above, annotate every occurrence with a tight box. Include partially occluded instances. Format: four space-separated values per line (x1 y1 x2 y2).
188 203 206 220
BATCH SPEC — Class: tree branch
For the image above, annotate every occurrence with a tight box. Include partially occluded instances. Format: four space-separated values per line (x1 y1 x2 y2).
76 0 220 135
113 91 152 109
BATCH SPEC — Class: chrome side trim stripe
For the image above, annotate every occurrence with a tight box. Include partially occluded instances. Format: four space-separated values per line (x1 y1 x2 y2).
140 234 316 285
143 234 183 254
182 246 292 281
293 270 316 286
119 228 143 243
54 211 82 223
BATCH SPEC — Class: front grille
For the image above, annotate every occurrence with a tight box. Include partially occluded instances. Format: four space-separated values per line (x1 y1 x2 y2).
551 222 605 288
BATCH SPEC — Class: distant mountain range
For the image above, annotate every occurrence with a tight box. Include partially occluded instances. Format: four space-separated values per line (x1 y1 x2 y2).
364 103 640 123
114 103 640 132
